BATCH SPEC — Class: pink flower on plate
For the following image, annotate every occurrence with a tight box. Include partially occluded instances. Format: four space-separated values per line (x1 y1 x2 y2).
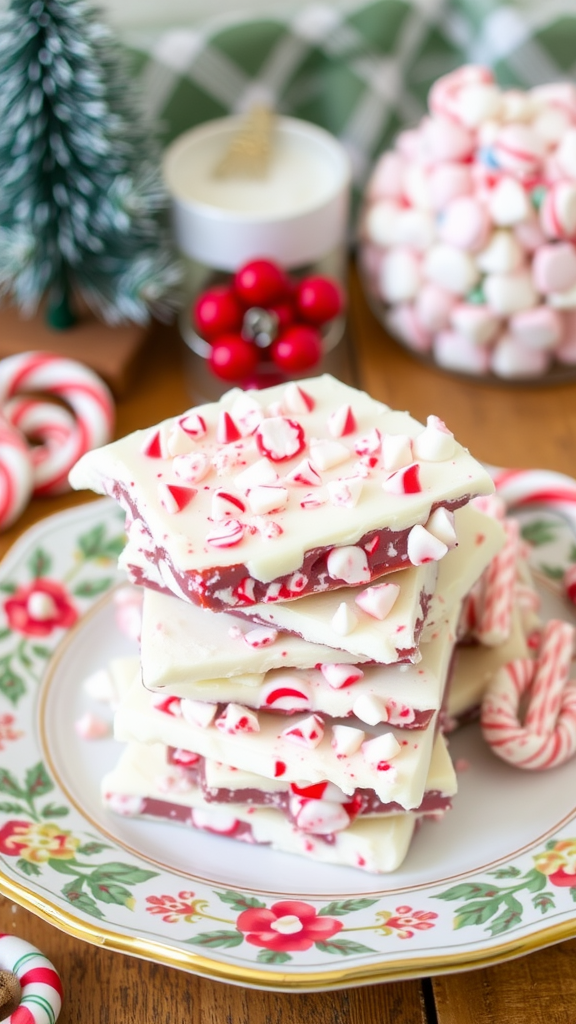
236 899 343 952
145 890 207 923
534 840 576 888
0 713 22 749
376 905 438 939
4 579 78 637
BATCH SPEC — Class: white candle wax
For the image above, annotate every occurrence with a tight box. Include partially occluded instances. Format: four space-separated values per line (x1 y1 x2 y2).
163 115 351 270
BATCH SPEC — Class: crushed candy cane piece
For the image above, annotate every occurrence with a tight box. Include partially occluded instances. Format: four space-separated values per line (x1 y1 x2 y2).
206 518 245 547
320 663 364 688
235 457 279 493
328 403 356 438
247 483 288 515
326 545 370 585
211 489 246 520
74 711 110 739
285 458 322 487
216 410 241 444
309 438 350 471
362 732 402 766
181 699 217 728
331 601 359 635
243 626 278 648
215 703 260 734
281 714 325 748
331 724 365 757
407 524 448 565
260 676 312 711
159 483 196 514
283 382 315 414
173 451 210 483
354 582 400 620
353 694 389 726
256 417 305 462
382 463 421 494
381 433 413 471
426 506 457 547
413 415 455 461
327 477 363 508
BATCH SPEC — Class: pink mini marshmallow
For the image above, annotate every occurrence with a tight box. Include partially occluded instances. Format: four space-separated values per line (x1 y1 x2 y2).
515 216 546 253
407 524 448 565
555 129 576 179
367 150 406 200
215 703 260 735
282 714 324 749
491 336 551 379
429 65 495 122
326 545 370 585
320 663 365 689
379 247 422 303
531 83 576 121
396 128 423 160
415 284 456 332
439 196 490 252
450 304 500 346
403 163 433 209
393 208 436 251
381 432 413 471
422 115 474 163
354 582 400 620
533 106 572 148
331 724 365 757
509 307 563 351
385 304 432 353
74 712 110 740
532 243 576 294
429 162 473 210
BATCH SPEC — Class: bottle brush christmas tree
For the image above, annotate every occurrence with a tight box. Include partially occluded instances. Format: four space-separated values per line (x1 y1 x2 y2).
0 0 180 329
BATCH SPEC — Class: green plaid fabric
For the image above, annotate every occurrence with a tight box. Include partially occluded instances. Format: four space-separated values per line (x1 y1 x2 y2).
121 0 576 200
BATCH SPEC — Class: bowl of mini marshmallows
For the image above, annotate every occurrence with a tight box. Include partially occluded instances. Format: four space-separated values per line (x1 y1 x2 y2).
358 64 576 382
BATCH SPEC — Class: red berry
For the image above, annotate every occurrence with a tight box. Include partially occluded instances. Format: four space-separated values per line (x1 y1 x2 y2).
209 335 259 381
268 300 295 331
234 259 290 307
193 287 243 340
271 325 322 372
296 276 344 325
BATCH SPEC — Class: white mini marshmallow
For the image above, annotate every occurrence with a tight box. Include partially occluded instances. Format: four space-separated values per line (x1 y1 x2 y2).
547 285 576 309
379 247 422 303
385 304 432 353
407 524 448 565
423 243 479 295
476 230 524 275
483 271 538 315
433 331 492 375
364 199 401 247
353 694 388 726
416 284 455 332
381 432 413 471
438 196 490 251
330 602 359 635
393 208 436 251
555 128 576 179
450 304 500 346
491 335 551 378
331 724 366 757
413 415 455 461
509 307 563 351
488 177 531 226
326 545 370 585
362 732 402 766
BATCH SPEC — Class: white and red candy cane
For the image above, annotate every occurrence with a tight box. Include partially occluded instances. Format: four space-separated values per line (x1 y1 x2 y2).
474 516 520 646
490 466 576 607
481 619 576 769
0 932 63 1024
0 352 114 496
0 417 34 531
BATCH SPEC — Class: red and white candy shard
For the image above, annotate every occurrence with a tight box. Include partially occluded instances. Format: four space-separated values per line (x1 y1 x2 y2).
191 808 240 834
354 582 400 620
281 713 325 748
320 663 364 689
310 438 350 471
212 447 243 476
74 712 110 739
158 483 197 514
215 703 260 734
426 506 457 548
235 457 279 493
382 462 421 495
211 489 246 520
327 477 363 508
247 483 288 515
326 545 370 585
206 518 245 548
328 403 356 438
181 698 217 728
291 796 350 834
253 517 283 540
331 724 365 756
381 433 413 471
141 428 165 459
285 457 322 486
260 676 312 711
413 416 455 461
255 417 305 462
243 626 278 648
407 524 448 565
353 693 389 725
152 694 182 716
217 410 241 444
362 732 402 766
300 491 326 509
177 411 207 440
354 428 381 456
173 451 210 483
330 601 359 635
283 382 315 414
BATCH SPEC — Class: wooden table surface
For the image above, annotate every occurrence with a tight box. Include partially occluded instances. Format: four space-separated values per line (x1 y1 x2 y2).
2 267 576 1021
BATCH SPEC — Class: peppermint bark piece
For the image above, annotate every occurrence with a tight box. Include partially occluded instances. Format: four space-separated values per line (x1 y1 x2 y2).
69 375 494 611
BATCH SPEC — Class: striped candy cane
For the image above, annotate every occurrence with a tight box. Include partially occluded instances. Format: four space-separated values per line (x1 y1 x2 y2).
0 933 62 1024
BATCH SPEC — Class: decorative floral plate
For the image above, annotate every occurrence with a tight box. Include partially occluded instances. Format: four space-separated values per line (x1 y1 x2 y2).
2 486 576 992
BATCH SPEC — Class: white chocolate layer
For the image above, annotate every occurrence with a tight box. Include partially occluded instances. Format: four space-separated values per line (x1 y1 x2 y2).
102 741 418 873
70 375 494 585
113 666 440 808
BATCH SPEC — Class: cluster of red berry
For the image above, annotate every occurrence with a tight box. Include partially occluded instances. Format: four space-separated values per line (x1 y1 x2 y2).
192 258 344 382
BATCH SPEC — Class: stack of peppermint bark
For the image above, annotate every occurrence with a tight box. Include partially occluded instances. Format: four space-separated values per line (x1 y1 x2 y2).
70 375 501 874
